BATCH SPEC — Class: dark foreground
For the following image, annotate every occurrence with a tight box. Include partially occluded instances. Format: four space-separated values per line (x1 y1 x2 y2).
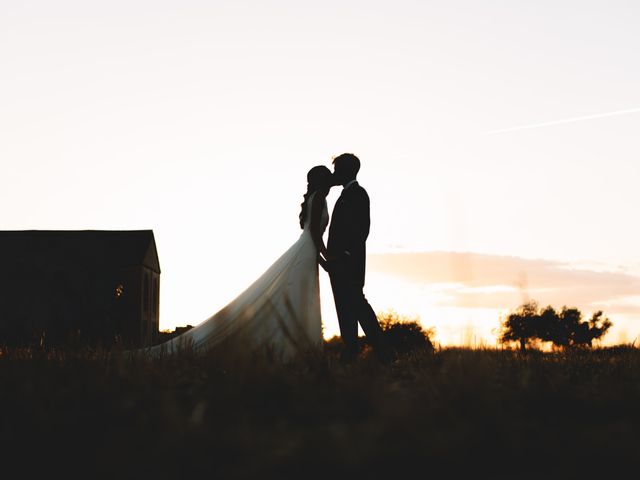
1 343 638 479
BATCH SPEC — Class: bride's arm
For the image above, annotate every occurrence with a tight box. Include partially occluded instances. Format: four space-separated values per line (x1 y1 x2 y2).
310 194 328 260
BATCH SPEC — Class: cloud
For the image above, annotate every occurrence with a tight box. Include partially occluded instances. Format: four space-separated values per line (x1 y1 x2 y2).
367 251 640 316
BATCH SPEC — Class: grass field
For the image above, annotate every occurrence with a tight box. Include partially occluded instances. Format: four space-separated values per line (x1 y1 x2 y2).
1 341 638 479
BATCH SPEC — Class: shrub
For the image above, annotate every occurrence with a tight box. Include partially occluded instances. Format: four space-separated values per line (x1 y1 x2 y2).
377 310 435 356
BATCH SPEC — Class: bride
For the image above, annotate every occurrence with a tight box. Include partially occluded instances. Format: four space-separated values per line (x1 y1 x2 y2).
143 165 333 360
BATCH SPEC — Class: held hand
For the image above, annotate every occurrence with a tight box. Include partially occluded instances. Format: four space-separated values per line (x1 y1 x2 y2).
321 253 344 273
325 252 349 263
320 251 344 271
318 254 330 272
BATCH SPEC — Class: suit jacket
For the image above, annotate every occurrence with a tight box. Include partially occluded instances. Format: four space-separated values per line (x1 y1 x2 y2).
327 182 370 287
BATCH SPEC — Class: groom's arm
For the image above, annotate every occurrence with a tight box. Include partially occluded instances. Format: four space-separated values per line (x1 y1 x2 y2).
347 188 370 251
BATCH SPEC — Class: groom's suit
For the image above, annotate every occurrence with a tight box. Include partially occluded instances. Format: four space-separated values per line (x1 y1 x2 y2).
327 180 384 358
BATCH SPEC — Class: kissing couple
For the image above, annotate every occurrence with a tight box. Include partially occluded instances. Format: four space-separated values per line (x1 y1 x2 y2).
148 153 391 364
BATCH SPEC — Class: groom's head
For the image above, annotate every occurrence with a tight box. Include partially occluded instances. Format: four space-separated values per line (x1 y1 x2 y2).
332 153 360 186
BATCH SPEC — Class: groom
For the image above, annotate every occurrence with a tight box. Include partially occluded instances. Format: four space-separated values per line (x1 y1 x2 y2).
323 153 390 363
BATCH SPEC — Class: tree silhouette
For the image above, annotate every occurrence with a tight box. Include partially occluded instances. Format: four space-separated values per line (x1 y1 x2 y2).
553 307 582 348
499 302 613 350
499 301 540 351
571 310 612 347
537 305 559 344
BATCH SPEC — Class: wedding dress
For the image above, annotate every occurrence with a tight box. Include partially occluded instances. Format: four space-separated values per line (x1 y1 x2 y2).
144 192 329 360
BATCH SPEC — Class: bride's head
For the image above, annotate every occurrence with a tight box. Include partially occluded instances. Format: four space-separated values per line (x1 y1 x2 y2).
306 165 333 195
299 165 333 229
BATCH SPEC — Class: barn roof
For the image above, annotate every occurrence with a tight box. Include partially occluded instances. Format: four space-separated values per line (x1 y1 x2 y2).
0 230 160 273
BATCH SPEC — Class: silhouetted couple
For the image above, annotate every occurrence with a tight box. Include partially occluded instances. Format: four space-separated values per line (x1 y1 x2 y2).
148 153 390 364
312 154 390 363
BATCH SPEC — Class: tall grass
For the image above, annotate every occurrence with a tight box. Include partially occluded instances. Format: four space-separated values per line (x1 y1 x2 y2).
1 342 638 479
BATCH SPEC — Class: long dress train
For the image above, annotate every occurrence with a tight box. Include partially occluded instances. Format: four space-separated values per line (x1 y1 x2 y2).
143 192 329 360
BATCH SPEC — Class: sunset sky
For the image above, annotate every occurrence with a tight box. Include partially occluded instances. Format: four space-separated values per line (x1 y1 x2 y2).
2 1 639 345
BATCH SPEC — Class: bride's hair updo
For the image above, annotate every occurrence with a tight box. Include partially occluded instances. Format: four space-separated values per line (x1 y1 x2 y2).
299 165 333 229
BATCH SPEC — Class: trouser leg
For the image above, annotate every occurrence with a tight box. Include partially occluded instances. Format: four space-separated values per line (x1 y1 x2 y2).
347 284 390 360
330 275 359 356
354 291 383 342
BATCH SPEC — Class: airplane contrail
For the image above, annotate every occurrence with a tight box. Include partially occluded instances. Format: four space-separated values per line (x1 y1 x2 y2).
483 107 640 135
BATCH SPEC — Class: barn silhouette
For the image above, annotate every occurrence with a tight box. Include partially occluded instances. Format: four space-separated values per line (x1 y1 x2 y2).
0 230 160 348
